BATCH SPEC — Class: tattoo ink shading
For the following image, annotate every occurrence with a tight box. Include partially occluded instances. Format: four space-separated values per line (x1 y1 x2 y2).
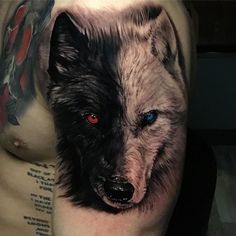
48 3 187 214
0 0 54 130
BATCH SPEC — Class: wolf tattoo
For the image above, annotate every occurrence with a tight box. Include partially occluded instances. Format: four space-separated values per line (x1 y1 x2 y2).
47 3 187 213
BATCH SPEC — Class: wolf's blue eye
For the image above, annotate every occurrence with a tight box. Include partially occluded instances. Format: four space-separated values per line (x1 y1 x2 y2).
142 110 158 126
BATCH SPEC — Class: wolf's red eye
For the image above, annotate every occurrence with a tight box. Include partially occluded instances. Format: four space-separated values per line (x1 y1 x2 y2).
85 114 99 125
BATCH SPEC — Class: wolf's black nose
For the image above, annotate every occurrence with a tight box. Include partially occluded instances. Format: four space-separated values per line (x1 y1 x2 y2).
104 177 134 203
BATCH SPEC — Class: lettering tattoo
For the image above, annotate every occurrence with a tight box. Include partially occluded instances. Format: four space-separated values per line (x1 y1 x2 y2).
23 216 51 236
23 163 54 236
47 3 188 213
0 0 54 130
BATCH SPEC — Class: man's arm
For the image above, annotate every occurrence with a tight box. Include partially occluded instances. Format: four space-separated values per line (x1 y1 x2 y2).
48 0 193 235
0 0 194 235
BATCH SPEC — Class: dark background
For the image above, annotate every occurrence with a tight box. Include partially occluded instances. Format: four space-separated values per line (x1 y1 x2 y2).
184 1 236 145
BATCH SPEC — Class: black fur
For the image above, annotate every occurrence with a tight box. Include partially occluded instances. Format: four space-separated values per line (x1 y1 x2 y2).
48 13 126 213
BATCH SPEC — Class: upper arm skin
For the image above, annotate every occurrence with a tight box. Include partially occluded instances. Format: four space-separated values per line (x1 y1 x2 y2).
0 0 194 235
48 1 194 236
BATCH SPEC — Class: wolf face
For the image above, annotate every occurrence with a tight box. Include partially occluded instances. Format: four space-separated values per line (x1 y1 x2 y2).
47 4 187 213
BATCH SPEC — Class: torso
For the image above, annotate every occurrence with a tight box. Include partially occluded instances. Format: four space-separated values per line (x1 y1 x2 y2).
0 1 193 235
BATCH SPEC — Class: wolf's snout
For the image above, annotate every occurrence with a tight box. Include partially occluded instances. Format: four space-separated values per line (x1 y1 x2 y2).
104 176 134 203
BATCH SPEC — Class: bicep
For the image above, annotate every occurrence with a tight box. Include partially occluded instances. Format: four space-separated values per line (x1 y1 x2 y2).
47 0 194 235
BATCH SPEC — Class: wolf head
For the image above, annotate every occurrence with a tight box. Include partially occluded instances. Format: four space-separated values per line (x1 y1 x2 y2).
47 4 187 213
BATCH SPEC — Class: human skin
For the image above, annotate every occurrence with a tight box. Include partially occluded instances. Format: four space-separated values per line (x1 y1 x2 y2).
0 0 194 235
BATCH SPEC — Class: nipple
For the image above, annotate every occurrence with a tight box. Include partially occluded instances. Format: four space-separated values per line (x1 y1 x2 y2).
13 140 21 148
12 138 27 149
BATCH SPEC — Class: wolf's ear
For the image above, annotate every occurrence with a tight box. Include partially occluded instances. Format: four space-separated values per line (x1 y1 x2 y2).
48 13 89 81
150 8 179 66
126 5 183 69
